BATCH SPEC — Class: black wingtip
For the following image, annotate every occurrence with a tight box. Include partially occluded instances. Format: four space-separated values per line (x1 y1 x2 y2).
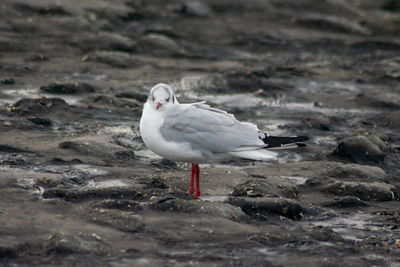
262 135 309 148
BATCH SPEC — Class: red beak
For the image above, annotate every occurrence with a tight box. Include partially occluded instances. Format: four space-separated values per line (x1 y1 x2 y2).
156 102 162 109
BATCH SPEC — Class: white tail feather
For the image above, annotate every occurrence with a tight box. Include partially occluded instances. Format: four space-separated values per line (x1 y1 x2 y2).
228 150 277 161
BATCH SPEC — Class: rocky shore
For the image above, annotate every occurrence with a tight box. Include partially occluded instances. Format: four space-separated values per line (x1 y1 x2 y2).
1 0 400 266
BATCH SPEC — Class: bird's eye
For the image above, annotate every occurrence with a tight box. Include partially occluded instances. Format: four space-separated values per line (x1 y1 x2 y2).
152 96 155 101
166 97 170 102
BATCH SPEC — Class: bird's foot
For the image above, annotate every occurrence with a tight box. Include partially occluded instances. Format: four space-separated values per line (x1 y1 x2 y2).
186 188 194 195
192 192 201 198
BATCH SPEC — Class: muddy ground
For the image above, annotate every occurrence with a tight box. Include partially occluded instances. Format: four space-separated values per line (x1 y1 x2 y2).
1 0 400 266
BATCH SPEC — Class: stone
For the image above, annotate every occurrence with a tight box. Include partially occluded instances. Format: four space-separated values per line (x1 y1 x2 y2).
90 208 145 233
232 177 299 199
324 163 386 180
11 97 69 116
227 197 303 220
40 82 95 94
43 187 142 202
323 196 370 208
136 33 184 57
333 136 385 163
323 181 395 201
181 1 213 17
150 197 246 220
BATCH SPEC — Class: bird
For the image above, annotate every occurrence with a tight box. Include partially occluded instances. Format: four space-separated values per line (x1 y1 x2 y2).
140 83 308 198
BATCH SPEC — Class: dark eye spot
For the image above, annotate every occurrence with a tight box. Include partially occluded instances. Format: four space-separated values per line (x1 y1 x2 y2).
166 97 170 102
152 96 155 101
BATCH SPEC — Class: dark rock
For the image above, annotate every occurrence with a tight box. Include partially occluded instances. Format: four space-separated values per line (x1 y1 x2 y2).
0 144 29 153
226 69 289 94
11 97 69 116
13 3 70 16
0 78 15 85
382 0 400 12
138 176 168 189
355 91 400 110
151 159 179 170
114 150 136 160
227 197 303 220
28 117 53 126
324 163 386 180
115 90 148 103
92 51 138 69
43 187 142 202
85 95 142 109
151 197 246 220
40 83 95 94
77 32 136 52
136 34 184 57
59 140 134 161
294 14 370 35
35 178 60 188
232 177 299 199
90 208 144 233
181 1 212 17
0 246 17 259
49 157 83 164
44 232 108 255
323 196 369 208
323 181 395 201
333 136 385 163
114 136 144 150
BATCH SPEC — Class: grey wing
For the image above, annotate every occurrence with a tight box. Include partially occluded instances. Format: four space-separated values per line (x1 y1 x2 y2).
160 102 265 154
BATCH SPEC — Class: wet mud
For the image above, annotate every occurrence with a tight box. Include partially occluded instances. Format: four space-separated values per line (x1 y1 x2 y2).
1 0 400 266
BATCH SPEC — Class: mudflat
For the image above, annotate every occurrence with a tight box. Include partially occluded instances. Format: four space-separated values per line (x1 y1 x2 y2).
0 0 400 266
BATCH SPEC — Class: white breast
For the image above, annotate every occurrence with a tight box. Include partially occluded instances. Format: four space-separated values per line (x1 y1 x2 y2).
139 102 203 162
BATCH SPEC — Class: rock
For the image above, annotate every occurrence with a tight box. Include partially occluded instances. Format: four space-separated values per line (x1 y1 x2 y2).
114 150 136 160
151 197 246 220
92 51 139 69
0 144 29 153
136 33 184 57
114 136 144 150
114 90 148 103
13 3 71 16
42 187 142 202
324 163 386 180
85 95 142 109
355 91 400 110
59 140 130 158
151 159 179 170
333 136 385 163
11 97 69 116
323 196 370 208
77 32 136 52
0 78 15 85
294 14 370 35
227 197 303 220
232 177 299 199
323 181 395 201
44 232 108 255
181 1 213 17
90 208 145 233
40 82 95 94
28 117 53 127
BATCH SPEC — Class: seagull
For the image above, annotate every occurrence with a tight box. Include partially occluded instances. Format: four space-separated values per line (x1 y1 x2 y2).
140 83 308 198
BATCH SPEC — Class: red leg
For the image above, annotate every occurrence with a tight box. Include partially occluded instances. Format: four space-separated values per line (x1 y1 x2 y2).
192 164 201 198
186 163 195 195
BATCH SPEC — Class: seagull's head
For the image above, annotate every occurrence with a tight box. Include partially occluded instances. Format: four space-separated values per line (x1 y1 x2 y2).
148 83 178 111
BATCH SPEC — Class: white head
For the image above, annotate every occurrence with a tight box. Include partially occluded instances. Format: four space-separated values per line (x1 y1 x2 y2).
147 83 178 110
